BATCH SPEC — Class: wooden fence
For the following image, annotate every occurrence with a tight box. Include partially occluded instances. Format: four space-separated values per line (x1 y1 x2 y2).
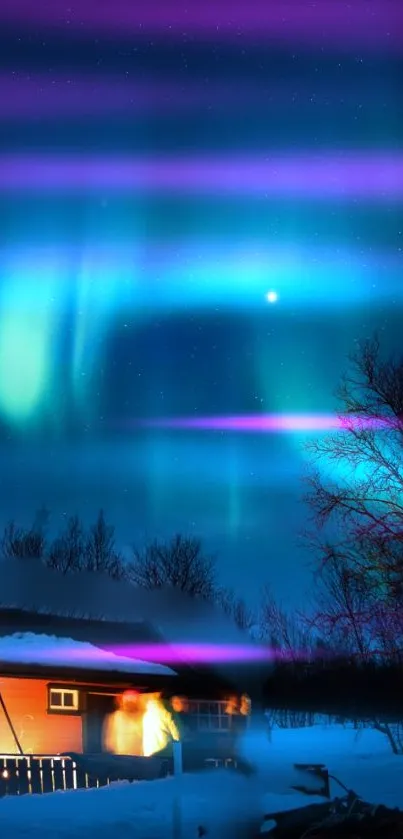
0 752 238 798
0 754 105 797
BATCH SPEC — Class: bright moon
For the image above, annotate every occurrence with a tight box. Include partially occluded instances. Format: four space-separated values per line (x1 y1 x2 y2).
266 290 278 304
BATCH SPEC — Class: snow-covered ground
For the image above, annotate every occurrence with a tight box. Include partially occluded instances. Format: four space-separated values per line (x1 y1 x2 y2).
240 717 403 811
1 718 403 839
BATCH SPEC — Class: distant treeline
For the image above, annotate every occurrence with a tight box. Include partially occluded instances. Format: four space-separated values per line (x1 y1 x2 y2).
265 657 403 716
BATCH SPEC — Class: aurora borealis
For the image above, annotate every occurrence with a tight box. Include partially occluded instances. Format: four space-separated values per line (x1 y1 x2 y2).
0 1 402 604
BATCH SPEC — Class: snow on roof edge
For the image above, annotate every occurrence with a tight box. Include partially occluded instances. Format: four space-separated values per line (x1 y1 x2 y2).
0 633 177 677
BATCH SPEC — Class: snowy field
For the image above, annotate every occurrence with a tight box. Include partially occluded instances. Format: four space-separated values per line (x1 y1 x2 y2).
1 719 403 839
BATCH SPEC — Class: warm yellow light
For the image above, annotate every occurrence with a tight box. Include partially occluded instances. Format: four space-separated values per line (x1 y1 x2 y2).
171 695 189 714
143 698 180 758
224 695 238 715
240 694 251 716
103 693 181 758
103 709 143 756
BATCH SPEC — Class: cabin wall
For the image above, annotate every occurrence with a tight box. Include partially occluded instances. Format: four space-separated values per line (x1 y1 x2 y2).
0 677 82 755
0 673 249 756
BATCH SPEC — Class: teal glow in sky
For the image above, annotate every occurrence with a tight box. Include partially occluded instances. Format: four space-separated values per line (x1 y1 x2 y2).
0 1 401 604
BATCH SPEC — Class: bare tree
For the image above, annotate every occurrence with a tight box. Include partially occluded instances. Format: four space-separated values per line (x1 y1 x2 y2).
309 550 373 658
1 521 46 560
216 587 256 632
46 514 85 574
83 509 125 579
259 586 310 662
45 510 125 578
128 533 216 599
305 335 403 661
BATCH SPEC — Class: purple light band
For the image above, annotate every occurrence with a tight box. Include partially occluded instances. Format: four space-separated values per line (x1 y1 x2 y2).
0 154 402 200
140 414 398 433
105 643 274 664
20 642 278 664
103 643 312 665
0 0 400 50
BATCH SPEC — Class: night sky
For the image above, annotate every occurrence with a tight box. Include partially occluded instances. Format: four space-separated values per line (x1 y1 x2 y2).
0 1 402 606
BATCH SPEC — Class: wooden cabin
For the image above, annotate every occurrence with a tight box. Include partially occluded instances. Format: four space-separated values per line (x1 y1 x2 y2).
0 559 257 771
0 614 176 756
0 609 244 758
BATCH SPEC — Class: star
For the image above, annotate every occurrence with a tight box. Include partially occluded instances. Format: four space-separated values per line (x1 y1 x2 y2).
266 290 279 304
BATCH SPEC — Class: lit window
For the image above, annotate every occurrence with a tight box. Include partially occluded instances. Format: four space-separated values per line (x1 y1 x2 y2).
188 700 231 732
48 688 79 712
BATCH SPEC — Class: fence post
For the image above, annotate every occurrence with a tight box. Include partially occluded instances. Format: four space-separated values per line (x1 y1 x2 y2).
172 740 183 839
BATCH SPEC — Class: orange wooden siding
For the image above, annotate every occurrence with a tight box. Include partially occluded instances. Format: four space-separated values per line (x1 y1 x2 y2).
0 677 82 755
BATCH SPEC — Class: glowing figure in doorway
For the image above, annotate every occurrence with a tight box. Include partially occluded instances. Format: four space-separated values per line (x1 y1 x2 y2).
103 690 144 756
142 693 180 757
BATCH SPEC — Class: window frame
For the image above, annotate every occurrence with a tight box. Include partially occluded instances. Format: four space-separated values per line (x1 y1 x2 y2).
188 699 232 732
47 685 82 716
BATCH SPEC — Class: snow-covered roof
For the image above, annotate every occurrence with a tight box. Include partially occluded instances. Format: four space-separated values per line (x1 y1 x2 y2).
0 632 176 676
0 558 255 651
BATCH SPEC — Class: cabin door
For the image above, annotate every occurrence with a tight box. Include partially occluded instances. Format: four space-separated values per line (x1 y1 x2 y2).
83 693 117 753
